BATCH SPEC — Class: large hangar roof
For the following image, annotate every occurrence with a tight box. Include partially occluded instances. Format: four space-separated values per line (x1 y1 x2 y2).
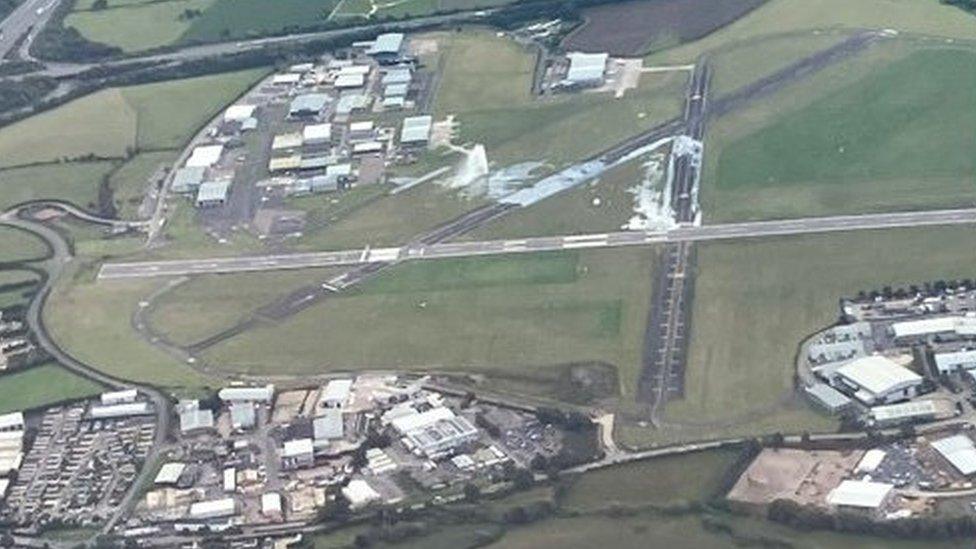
835 356 921 395
932 434 976 476
826 480 892 509
565 52 608 83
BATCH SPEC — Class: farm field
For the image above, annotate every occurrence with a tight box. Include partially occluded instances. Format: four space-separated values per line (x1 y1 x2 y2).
644 0 976 67
0 69 265 168
668 226 976 432
0 363 104 414
180 0 340 43
44 269 215 388
65 0 218 52
147 267 347 346
564 0 765 56
199 249 657 399
706 47 976 221
0 162 117 213
0 226 50 263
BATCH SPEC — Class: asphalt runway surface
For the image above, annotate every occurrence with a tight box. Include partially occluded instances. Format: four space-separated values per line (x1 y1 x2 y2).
99 208 976 279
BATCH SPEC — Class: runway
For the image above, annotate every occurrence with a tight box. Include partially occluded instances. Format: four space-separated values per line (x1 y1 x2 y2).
98 207 976 279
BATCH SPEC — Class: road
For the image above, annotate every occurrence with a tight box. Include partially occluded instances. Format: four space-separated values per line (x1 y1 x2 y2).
0 0 57 60
97 207 976 279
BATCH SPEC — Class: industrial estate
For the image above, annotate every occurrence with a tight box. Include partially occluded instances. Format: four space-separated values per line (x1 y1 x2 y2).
4 0 976 547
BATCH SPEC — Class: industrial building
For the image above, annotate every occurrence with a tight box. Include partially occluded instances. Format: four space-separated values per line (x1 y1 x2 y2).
400 115 432 147
368 33 405 64
188 498 237 520
179 400 215 434
931 434 976 476
0 412 24 432
230 402 256 431
101 389 138 406
891 316 976 340
224 104 256 123
322 379 352 408
804 382 852 414
186 144 224 168
219 385 275 404
303 123 332 145
171 167 206 194
289 93 329 118
272 132 304 150
342 479 381 509
826 480 893 514
562 52 609 87
392 407 478 459
154 463 187 486
313 409 344 448
90 402 152 419
934 349 976 375
195 180 231 208
869 400 938 426
827 356 922 405
282 438 314 470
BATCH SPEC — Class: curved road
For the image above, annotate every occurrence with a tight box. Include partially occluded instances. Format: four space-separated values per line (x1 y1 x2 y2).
0 207 171 539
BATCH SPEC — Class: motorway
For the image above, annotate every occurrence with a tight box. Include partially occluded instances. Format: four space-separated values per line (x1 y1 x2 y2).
0 0 57 60
99 207 976 279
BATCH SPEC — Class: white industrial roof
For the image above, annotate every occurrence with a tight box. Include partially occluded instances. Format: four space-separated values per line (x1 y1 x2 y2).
196 180 231 203
932 434 976 475
870 400 937 422
382 68 412 85
283 438 314 458
335 94 370 115
805 383 851 410
349 121 374 133
303 123 332 141
272 73 301 85
935 349 976 371
180 407 214 432
827 480 892 508
353 141 383 154
342 479 381 507
370 33 404 55
224 104 256 122
565 52 608 83
335 73 365 88
261 492 282 514
400 115 432 144
337 64 371 76
391 406 454 433
101 389 138 405
289 93 329 114
836 356 921 396
322 379 353 403
90 402 150 418
0 412 24 431
856 449 887 474
272 132 304 150
189 498 236 518
0 478 8 499
154 462 186 484
0 453 21 476
384 83 409 97
892 316 976 338
186 144 224 168
219 385 274 402
313 410 344 443
172 166 206 193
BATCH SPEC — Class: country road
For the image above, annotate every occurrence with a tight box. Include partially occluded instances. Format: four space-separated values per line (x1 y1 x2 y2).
98 207 976 279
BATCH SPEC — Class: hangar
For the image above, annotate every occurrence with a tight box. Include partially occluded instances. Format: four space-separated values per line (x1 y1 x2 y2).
830 356 922 405
195 180 231 208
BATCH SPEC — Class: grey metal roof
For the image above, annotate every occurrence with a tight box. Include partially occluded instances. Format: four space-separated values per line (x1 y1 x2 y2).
196 180 231 204
313 409 344 441
172 167 206 193
382 68 412 85
384 83 409 97
400 115 432 144
289 93 330 114
370 33 404 55
804 383 851 411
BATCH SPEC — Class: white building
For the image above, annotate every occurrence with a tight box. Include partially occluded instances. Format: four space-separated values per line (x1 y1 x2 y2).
223 467 236 493
869 400 937 426
891 316 976 340
230 402 256 431
313 409 344 448
563 52 608 86
179 400 214 434
154 462 186 485
219 385 274 404
826 480 893 512
282 438 314 470
934 349 976 375
188 498 237 520
195 180 231 208
322 379 352 408
90 402 151 419
186 144 224 168
303 123 332 144
262 492 283 517
855 449 887 474
224 104 256 122
342 479 381 509
101 389 138 406
392 407 479 459
400 115 432 146
931 434 976 476
0 412 24 432
832 356 922 405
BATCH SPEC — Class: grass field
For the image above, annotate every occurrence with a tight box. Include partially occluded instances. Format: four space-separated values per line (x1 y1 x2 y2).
200 249 657 398
669 226 976 431
433 31 684 166
180 0 339 43
65 0 217 52
709 48 976 221
0 363 104 414
0 161 117 213
45 267 215 388
108 151 177 219
561 449 739 511
147 267 346 346
645 0 976 67
0 226 50 263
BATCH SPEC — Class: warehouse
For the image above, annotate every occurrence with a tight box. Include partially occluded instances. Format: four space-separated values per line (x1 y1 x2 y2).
272 133 304 150
269 155 302 173
382 67 412 86
931 434 976 476
224 104 256 123
179 400 214 434
195 180 231 208
334 73 366 89
934 349 976 375
322 379 353 408
826 480 893 514
400 115 432 146
869 400 937 427
188 498 237 520
101 389 138 406
281 438 314 470
90 402 151 419
186 144 224 168
368 33 405 64
261 492 282 517
171 167 206 194
891 316 976 340
303 123 332 145
342 479 381 509
830 356 922 405
804 383 852 414
230 402 256 431
272 73 301 86
289 94 329 118
392 407 479 459
313 409 344 448
335 94 371 115
154 462 186 486
219 385 275 403
0 412 24 432
353 141 384 155
563 52 609 87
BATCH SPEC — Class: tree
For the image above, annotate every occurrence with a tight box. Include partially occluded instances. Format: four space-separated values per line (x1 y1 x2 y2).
513 468 534 490
463 483 481 502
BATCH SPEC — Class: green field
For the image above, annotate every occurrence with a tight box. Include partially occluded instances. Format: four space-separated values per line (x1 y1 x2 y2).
147 267 346 346
0 226 50 263
665 226 976 436
45 267 214 388
708 47 976 221
561 449 739 512
0 363 104 414
65 0 217 52
199 249 656 397
0 161 117 213
108 151 177 219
